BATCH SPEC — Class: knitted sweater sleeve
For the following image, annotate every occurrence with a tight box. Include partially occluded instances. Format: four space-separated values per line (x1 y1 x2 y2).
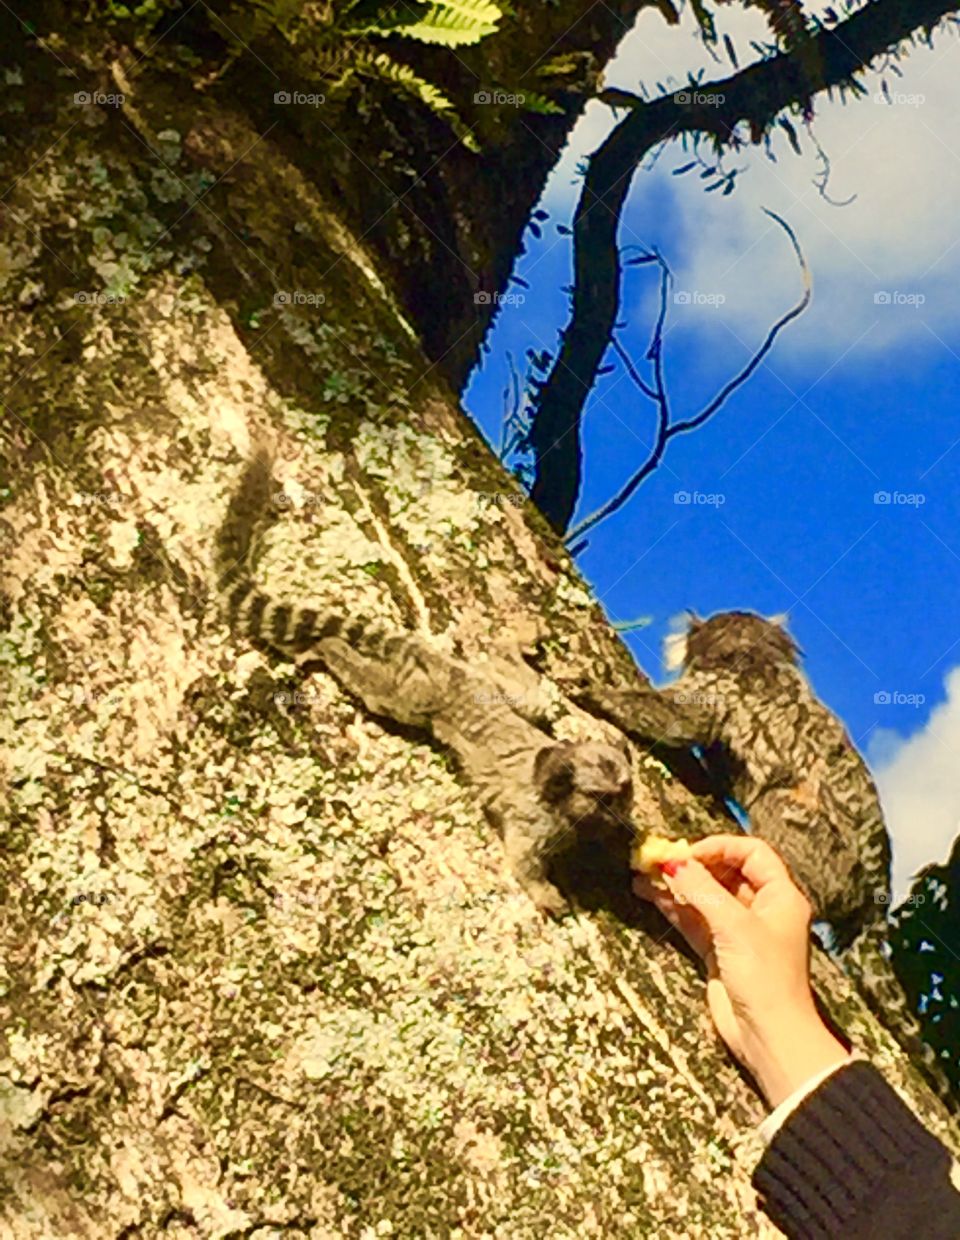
752 1060 960 1239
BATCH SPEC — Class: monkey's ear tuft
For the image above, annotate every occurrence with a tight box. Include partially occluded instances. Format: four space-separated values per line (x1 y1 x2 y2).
662 630 688 672
534 742 577 803
766 612 803 660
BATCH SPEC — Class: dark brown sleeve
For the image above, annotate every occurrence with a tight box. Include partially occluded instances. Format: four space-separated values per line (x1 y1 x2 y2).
753 1059 960 1239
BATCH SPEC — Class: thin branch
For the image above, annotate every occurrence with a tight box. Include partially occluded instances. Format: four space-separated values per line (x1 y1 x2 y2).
565 209 810 545
499 350 523 459
567 253 676 552
807 123 858 207
670 210 810 435
610 335 656 399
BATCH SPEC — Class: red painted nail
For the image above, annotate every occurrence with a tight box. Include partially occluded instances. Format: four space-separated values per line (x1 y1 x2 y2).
661 859 687 877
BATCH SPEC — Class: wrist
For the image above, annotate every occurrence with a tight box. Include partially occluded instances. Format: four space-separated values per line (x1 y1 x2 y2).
745 1010 850 1109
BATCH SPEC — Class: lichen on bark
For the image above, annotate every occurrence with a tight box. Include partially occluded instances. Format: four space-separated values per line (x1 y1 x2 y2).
0 17 956 1240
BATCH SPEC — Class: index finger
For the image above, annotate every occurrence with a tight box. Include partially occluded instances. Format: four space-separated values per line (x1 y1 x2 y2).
689 834 795 894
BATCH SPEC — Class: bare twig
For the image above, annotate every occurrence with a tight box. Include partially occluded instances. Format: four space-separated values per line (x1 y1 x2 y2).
610 334 656 399
565 210 810 546
807 123 858 207
499 350 523 459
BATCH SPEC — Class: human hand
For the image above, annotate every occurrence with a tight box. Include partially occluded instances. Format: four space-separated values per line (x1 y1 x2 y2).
633 833 850 1108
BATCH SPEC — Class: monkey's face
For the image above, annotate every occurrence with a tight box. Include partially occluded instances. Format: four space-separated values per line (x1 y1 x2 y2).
681 611 799 673
534 740 633 828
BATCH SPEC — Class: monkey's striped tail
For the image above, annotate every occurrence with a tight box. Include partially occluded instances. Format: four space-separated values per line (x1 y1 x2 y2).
222 577 407 662
843 919 958 1116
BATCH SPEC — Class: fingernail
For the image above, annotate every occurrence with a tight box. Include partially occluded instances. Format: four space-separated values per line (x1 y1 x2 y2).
661 859 687 877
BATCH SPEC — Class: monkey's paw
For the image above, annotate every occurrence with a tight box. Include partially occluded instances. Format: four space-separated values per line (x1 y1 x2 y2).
528 881 571 919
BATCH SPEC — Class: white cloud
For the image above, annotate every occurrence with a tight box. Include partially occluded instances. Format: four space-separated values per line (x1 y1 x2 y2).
537 3 960 359
869 666 960 902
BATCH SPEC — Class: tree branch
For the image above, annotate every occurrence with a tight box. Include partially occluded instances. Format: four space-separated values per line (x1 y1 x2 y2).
565 210 810 546
529 0 959 533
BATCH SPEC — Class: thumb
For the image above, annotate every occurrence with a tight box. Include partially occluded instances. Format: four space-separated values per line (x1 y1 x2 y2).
663 858 746 945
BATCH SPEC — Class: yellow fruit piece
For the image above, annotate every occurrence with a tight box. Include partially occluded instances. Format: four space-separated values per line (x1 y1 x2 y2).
630 834 693 883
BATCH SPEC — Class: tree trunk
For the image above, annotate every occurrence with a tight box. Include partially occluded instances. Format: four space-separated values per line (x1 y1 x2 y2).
0 11 956 1238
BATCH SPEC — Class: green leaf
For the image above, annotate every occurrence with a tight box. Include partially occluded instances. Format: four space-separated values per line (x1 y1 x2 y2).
536 53 584 78
779 116 802 156
356 52 480 150
357 0 503 46
519 89 563 116
611 616 653 632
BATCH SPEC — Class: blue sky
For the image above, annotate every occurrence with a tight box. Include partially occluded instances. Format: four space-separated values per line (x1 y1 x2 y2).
464 2 960 899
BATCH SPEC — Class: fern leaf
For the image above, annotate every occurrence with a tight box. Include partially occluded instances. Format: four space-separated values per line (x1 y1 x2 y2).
536 53 586 78
519 90 563 116
357 52 480 150
354 0 502 46
428 0 502 23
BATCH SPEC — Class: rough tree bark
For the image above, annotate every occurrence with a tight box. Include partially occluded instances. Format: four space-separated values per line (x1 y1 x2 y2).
0 5 956 1238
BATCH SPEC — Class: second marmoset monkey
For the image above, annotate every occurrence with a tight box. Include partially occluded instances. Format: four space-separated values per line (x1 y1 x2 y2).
663 611 888 946
666 612 957 1112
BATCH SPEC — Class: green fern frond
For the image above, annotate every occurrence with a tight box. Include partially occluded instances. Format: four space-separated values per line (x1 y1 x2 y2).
349 0 502 46
356 52 480 150
536 53 587 77
519 90 563 115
